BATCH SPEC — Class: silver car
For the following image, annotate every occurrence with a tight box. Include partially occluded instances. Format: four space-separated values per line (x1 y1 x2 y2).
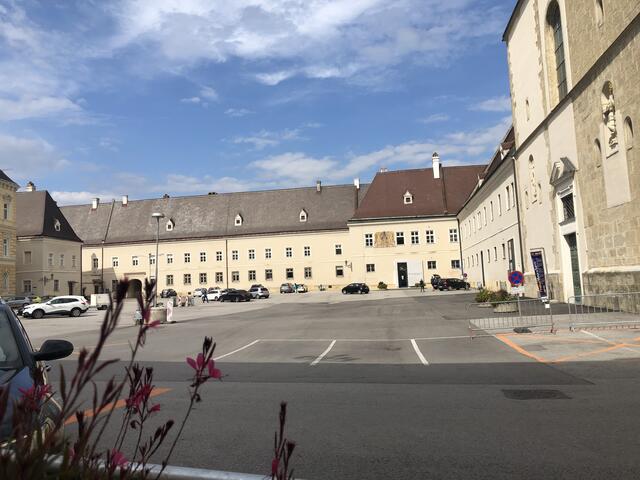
249 286 270 299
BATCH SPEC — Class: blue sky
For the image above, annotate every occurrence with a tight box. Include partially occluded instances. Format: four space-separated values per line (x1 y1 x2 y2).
0 0 514 205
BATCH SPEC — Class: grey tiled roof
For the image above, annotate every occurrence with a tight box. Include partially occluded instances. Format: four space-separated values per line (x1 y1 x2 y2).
61 184 369 246
17 191 82 242
0 169 18 187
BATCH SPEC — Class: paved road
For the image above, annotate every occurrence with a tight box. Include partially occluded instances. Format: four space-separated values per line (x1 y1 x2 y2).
30 291 640 479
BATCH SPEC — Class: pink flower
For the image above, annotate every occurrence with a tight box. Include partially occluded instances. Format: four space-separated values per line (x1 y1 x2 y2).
186 356 198 370
207 359 222 379
110 449 128 468
271 457 279 475
18 384 52 411
196 353 204 368
149 404 161 414
146 320 161 328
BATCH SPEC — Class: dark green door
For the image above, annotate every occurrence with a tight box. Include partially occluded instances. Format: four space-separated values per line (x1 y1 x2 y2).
565 233 582 298
397 263 408 288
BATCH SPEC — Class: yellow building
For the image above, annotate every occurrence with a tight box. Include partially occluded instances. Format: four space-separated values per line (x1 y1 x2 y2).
60 158 483 297
0 169 18 296
16 185 83 296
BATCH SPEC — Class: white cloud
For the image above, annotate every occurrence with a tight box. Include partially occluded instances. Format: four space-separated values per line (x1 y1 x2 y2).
418 113 450 124
470 95 512 112
0 134 70 182
50 190 121 205
232 128 303 150
180 96 201 104
0 96 83 122
199 86 218 101
224 108 253 117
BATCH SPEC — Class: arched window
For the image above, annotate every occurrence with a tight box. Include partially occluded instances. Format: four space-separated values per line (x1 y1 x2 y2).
528 155 538 202
299 209 308 222
525 98 530 121
624 117 634 149
595 0 604 26
234 214 243 226
547 1 568 100
166 219 175 231
54 219 61 231
594 138 602 167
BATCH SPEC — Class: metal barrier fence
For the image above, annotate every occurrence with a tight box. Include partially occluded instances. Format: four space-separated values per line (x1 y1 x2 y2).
468 298 555 338
568 291 640 331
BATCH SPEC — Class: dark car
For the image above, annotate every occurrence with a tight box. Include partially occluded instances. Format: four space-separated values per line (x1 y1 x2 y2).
430 274 442 290
219 290 252 302
438 278 470 291
0 305 74 444
160 289 178 298
342 283 370 294
280 283 294 294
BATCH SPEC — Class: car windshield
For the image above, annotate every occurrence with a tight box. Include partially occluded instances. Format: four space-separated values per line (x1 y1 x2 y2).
0 311 22 370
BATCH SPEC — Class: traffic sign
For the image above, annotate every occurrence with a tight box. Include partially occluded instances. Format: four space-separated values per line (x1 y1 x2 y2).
508 270 524 286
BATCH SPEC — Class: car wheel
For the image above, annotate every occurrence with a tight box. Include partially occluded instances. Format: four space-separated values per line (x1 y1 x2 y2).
32 309 44 319
70 308 81 317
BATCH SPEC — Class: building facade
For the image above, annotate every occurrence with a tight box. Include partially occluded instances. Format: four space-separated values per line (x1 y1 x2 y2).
504 0 640 300
16 186 83 297
458 128 524 291
60 158 483 297
0 170 18 297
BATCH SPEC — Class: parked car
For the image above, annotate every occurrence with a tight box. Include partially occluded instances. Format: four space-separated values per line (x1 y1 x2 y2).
249 286 270 299
219 290 252 302
3 296 32 311
192 288 208 297
280 283 295 294
207 287 224 301
160 289 177 298
342 283 370 294
437 278 470 291
250 284 265 289
22 296 89 319
295 284 308 293
90 293 110 310
0 305 74 444
430 274 442 290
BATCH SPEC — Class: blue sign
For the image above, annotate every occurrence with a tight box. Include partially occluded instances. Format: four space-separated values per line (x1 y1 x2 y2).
508 270 524 286
530 251 547 298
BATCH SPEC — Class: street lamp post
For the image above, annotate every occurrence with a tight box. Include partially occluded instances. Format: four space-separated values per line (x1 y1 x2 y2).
151 212 165 307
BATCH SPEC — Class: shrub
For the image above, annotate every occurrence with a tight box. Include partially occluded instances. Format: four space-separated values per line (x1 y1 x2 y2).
377 281 388 290
475 288 492 303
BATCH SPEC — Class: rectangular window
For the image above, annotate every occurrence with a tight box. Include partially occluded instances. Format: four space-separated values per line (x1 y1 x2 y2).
396 232 405 245
166 274 174 286
304 246 311 257
494 246 498 262
112 257 119 267
335 266 344 277
508 239 516 272
23 251 32 265
72 255 76 268
506 186 511 211
498 194 502 215
200 252 207 262
184 253 191 263
183 274 191 285
366 263 375 273
59 254 64 267
248 249 255 260
3 239 10 257
304 267 312 279
449 228 458 243
265 248 272 259
502 243 506 259
285 247 292 258
232 271 239 282
286 268 294 280
490 201 494 221
215 272 223 283
425 230 435 244
92 257 98 269
232 250 238 261
427 261 437 270
483 206 487 225
216 251 223 261
167 253 173 264
132 256 139 266
199 273 207 284
265 269 273 281
335 244 342 255
410 231 419 245
23 280 32 293
3 203 7 220
53 279 59 292
451 259 460 269
248 270 256 281
149 254 156 265
364 233 373 247
561 195 575 221
511 182 516 208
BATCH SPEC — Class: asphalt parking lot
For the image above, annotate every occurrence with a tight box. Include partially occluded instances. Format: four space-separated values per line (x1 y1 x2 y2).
24 289 640 480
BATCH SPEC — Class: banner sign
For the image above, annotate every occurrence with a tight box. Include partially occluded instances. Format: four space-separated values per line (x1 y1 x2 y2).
530 251 547 299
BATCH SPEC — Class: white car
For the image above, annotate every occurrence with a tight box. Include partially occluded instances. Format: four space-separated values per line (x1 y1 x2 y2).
207 288 223 301
295 284 308 293
22 295 89 319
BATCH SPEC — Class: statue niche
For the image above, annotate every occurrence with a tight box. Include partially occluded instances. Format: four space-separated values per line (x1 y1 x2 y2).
601 82 618 155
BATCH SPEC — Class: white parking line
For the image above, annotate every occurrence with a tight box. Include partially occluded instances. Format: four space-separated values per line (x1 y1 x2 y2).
214 339 260 360
580 330 640 353
310 340 337 366
410 339 429 365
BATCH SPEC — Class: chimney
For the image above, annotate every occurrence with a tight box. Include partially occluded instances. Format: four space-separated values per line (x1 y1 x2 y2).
25 181 36 192
316 180 322 193
379 167 388 173
91 198 99 210
353 178 360 190
432 152 441 179
122 195 128 206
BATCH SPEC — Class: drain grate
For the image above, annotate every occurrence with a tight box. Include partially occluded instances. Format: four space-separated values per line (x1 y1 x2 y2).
502 389 571 400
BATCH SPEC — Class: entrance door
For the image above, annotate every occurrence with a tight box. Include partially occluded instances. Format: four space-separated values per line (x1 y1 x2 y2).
565 233 582 298
397 263 408 288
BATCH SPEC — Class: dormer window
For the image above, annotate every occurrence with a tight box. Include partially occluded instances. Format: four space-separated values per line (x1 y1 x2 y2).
166 219 175 231
54 219 61 232
299 209 308 222
403 191 413 205
235 214 243 226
